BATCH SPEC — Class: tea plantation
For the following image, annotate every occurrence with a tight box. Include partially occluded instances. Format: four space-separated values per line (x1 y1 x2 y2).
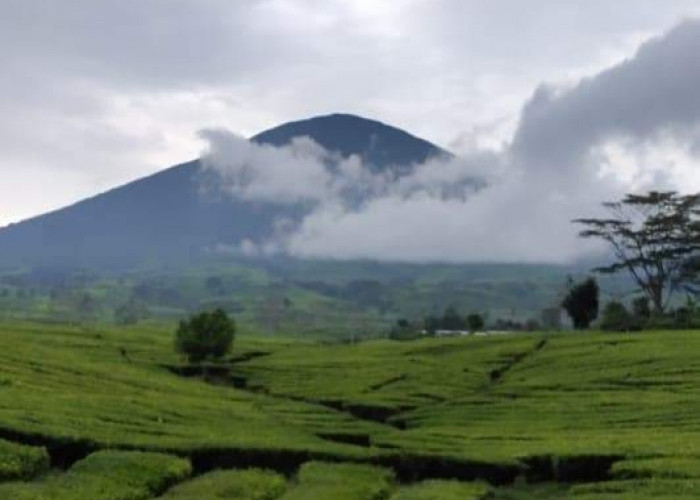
0 321 699 498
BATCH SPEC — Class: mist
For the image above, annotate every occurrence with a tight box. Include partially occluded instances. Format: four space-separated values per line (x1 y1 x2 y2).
200 20 700 264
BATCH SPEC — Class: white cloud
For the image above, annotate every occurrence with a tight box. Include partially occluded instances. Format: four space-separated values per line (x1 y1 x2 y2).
2 0 700 227
200 19 700 263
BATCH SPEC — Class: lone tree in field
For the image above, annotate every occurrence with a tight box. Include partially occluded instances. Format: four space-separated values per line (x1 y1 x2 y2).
561 278 599 329
175 309 235 364
575 191 700 313
466 313 485 333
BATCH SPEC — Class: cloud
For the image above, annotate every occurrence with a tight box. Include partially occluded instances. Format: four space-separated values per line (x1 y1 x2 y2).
200 19 700 264
199 130 334 204
2 0 700 227
512 19 700 169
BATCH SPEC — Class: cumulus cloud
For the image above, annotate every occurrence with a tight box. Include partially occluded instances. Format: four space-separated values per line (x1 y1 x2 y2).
512 19 700 170
201 20 700 264
199 129 486 206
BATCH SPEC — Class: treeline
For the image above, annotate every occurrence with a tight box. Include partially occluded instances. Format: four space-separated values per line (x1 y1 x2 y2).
389 307 486 340
562 276 700 332
566 191 699 332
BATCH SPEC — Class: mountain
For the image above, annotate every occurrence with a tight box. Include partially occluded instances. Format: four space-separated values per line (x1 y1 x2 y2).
253 113 447 171
0 114 450 268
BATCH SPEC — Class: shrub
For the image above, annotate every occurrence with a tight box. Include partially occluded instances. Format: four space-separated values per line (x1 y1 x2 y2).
280 461 394 500
389 319 420 341
600 301 632 331
392 479 491 500
162 468 286 500
175 309 235 363
0 450 191 500
0 439 49 481
466 314 484 333
441 307 466 331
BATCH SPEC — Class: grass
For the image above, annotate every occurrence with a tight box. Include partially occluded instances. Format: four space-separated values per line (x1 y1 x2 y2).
0 438 49 480
390 479 491 500
611 457 700 479
569 478 700 499
0 322 377 458
279 461 394 500
1 321 700 497
0 449 191 499
161 468 286 500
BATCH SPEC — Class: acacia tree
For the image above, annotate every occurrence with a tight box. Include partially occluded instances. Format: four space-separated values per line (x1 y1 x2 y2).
680 255 700 297
575 191 700 312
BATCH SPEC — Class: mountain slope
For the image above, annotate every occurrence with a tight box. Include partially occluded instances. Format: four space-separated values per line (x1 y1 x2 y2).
0 114 450 267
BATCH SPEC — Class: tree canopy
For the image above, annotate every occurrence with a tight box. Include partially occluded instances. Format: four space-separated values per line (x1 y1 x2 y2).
575 191 700 312
561 278 599 329
174 309 235 364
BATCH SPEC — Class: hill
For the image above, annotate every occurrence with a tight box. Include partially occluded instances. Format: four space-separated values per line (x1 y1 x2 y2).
0 114 450 268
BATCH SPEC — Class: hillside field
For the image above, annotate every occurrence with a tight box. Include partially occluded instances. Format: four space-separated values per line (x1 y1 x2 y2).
0 321 699 498
0 261 635 338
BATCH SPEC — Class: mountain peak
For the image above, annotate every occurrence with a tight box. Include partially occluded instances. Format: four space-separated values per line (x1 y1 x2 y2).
253 113 450 168
0 114 453 266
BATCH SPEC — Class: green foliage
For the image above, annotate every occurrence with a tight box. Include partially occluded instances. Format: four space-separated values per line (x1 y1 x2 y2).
631 297 651 322
391 480 490 500
423 307 480 333
570 478 700 499
612 457 700 479
441 306 466 330
175 309 236 363
600 301 632 331
389 319 421 340
0 450 191 500
114 298 149 326
562 278 599 329
466 313 485 332
3 322 700 497
0 323 381 458
162 468 286 500
576 191 700 312
0 439 49 481
280 462 394 500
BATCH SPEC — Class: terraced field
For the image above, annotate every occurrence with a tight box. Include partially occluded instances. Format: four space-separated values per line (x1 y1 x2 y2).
0 321 699 498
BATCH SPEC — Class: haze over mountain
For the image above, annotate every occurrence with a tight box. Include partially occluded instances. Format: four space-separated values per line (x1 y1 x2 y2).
0 114 450 267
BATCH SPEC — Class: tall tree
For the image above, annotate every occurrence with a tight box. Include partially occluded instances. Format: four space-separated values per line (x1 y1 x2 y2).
680 255 700 297
561 278 599 329
575 191 700 312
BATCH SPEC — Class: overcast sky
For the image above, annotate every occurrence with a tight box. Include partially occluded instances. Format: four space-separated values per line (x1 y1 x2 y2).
2 0 700 231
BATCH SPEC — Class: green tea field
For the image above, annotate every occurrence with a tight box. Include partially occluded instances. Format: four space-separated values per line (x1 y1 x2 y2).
1 322 699 499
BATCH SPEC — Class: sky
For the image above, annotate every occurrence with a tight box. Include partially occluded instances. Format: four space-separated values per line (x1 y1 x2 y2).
2 1 700 262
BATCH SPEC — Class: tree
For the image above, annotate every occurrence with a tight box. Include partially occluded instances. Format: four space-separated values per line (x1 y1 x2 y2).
679 255 700 297
389 318 417 340
442 306 465 330
561 278 599 329
631 297 651 321
423 315 440 335
466 313 484 332
575 191 700 312
600 301 632 332
115 298 149 325
174 309 235 364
